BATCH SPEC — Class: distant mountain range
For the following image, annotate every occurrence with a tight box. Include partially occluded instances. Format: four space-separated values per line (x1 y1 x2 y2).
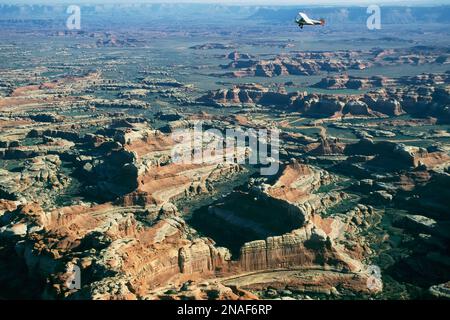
0 4 449 25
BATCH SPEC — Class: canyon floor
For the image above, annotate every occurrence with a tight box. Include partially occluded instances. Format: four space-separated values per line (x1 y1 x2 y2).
0 4 449 300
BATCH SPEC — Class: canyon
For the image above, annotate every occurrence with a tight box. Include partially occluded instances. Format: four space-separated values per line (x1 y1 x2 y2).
0 3 449 301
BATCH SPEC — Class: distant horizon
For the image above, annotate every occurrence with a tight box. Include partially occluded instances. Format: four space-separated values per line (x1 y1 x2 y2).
1 0 450 6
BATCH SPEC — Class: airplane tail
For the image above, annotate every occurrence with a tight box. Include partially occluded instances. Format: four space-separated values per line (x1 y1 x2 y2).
320 18 326 26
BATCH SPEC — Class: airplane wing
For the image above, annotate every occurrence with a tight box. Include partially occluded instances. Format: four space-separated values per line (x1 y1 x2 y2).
298 12 314 24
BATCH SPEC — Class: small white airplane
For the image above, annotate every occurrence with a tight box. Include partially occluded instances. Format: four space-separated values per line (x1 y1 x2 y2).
295 12 325 29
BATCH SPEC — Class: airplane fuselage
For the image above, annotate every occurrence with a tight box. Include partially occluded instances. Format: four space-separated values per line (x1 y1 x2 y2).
296 19 322 28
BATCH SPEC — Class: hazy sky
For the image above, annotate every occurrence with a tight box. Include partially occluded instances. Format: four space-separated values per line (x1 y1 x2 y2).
1 0 450 5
